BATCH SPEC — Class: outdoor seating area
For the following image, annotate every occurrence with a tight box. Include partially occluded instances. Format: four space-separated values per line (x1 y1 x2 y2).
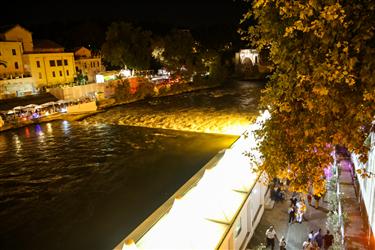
0 97 96 126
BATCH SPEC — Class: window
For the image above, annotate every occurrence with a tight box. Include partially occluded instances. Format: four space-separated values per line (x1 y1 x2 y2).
12 49 16 55
57 60 62 66
76 66 79 72
52 71 56 77
50 60 56 67
14 62 19 69
64 59 68 66
84 63 87 68
36 61 40 68
59 71 62 76
39 72 42 79
66 70 69 76
97 61 99 67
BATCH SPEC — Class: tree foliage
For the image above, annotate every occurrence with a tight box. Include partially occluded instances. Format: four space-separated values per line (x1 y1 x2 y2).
102 22 152 70
152 29 206 79
242 0 375 193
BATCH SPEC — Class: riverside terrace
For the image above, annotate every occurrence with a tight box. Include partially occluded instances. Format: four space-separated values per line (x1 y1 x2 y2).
0 97 97 131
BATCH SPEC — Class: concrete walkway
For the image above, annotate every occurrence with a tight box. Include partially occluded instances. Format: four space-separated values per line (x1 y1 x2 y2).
339 159 368 249
247 193 329 250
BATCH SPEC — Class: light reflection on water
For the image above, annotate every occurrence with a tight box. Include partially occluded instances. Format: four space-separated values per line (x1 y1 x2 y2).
84 81 263 135
0 81 263 250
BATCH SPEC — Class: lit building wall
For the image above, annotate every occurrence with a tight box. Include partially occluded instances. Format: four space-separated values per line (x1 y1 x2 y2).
75 57 102 83
351 132 375 248
115 111 271 250
23 53 75 87
0 77 35 99
0 41 24 77
1 24 33 52
74 47 102 83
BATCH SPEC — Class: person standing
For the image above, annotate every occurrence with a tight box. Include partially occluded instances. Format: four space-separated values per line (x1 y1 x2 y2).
288 205 295 224
307 193 312 206
290 195 297 207
265 225 278 250
314 228 323 248
308 230 314 241
313 194 321 208
323 230 334 249
279 236 286 250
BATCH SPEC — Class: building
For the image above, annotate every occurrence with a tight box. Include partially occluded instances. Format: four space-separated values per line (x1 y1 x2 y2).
0 40 24 77
0 24 33 52
0 25 34 98
351 131 375 249
74 46 102 83
0 25 76 94
23 40 75 88
115 112 272 250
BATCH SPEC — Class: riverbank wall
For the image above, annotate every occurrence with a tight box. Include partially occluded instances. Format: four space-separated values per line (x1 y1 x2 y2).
0 77 223 133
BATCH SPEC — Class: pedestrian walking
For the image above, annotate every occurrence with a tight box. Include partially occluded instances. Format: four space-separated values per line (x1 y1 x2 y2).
313 194 321 209
288 205 295 224
265 225 278 250
296 200 306 223
323 230 334 249
308 231 314 241
314 228 323 248
302 238 311 249
279 236 286 250
307 193 312 206
290 195 297 207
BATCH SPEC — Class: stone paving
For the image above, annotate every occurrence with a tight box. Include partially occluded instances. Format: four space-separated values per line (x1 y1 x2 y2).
247 193 329 250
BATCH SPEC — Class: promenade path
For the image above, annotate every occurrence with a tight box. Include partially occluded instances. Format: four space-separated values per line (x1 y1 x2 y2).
247 193 329 250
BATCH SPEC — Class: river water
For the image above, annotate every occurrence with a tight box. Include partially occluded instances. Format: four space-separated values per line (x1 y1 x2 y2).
0 81 263 250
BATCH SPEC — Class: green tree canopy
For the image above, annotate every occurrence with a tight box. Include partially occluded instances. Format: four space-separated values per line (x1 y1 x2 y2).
102 22 152 70
243 0 375 193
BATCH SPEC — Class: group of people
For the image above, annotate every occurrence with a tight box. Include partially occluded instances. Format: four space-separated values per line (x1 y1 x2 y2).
265 226 286 250
288 195 307 224
265 226 334 250
303 229 334 249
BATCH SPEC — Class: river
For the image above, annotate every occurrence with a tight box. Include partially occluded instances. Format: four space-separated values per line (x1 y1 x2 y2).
0 80 263 250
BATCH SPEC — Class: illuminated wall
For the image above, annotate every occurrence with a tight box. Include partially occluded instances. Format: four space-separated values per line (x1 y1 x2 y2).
352 132 375 247
115 111 271 250
0 41 24 77
74 47 102 83
1 24 33 52
22 53 75 87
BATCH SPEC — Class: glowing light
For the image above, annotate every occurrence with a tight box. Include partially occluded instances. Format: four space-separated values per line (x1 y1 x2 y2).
46 123 53 133
96 74 104 83
25 127 30 138
122 239 138 250
120 69 132 77
118 111 272 250
221 123 250 135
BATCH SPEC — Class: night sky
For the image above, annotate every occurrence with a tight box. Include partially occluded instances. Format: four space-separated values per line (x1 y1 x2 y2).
2 1 248 27
1 0 250 50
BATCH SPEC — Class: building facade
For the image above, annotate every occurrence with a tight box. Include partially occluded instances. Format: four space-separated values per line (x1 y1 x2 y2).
0 24 33 52
23 52 75 87
0 41 24 78
351 132 375 249
74 46 102 83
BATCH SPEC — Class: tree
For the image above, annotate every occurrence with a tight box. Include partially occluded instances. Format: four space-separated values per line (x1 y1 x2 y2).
102 22 152 70
242 0 375 193
75 72 88 85
153 29 205 79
